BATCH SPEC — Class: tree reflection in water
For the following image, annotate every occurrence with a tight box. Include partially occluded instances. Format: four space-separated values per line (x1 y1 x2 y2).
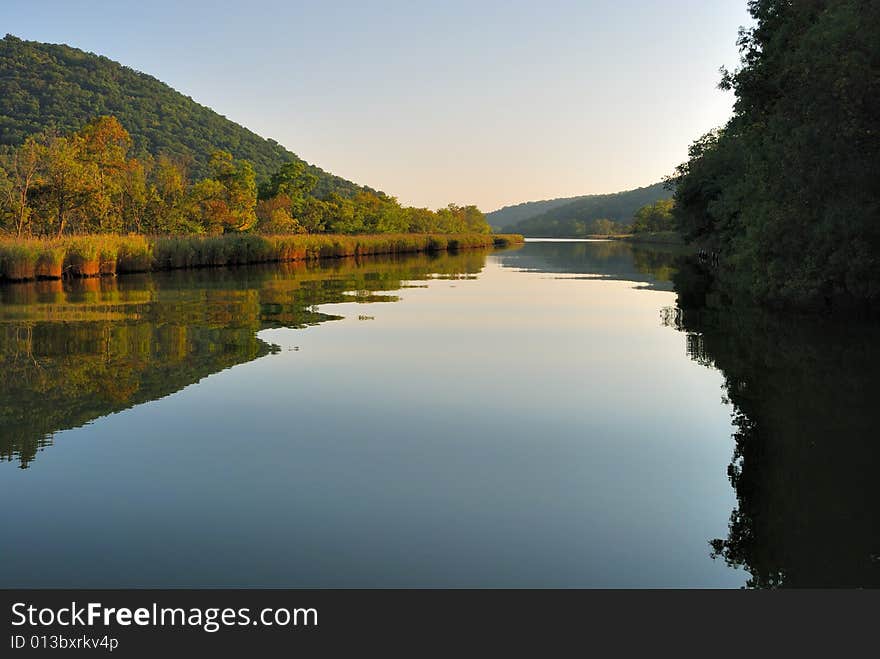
0 250 489 467
666 260 880 587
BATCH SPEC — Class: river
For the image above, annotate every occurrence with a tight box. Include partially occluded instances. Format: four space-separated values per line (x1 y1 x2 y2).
2 239 876 587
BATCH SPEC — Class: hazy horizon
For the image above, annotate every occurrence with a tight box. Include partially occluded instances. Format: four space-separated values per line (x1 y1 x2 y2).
5 0 751 211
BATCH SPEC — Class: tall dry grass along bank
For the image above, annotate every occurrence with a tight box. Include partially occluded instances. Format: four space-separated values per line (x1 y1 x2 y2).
0 233 524 282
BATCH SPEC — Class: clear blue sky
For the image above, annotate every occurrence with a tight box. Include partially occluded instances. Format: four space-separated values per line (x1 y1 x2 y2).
5 1 752 211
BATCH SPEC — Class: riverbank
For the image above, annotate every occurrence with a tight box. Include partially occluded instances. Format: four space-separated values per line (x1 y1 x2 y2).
523 231 684 245
0 233 524 282
622 231 683 245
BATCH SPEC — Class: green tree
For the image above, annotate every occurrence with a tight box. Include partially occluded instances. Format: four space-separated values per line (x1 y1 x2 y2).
31 133 95 237
403 206 439 233
588 218 618 235
0 114 494 239
190 151 257 233
77 115 134 232
146 155 190 233
670 0 880 309
631 199 675 233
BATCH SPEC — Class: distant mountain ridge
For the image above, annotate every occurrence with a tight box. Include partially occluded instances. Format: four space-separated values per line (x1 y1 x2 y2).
486 195 592 229
0 34 372 196
488 182 671 236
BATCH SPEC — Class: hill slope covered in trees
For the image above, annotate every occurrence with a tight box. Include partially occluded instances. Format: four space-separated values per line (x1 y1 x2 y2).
486 195 590 230
489 182 669 236
0 34 367 196
0 36 499 239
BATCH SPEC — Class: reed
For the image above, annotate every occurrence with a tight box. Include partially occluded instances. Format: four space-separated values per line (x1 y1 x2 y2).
0 242 38 281
99 239 119 276
116 235 153 273
65 239 101 278
36 243 66 279
0 233 524 283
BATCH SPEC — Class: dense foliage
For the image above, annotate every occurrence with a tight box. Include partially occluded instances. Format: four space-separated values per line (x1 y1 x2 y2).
491 182 669 237
0 116 493 238
630 199 675 233
0 34 365 194
670 1 880 310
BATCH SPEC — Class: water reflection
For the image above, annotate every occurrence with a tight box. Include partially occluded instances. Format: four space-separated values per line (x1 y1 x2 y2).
497 239 683 290
4 239 876 588
0 251 488 467
667 261 880 587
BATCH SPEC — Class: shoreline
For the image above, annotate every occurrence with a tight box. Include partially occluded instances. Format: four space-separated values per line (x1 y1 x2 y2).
521 232 685 245
0 233 524 284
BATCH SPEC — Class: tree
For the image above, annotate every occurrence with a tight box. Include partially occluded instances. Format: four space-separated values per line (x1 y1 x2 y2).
259 161 318 206
77 115 134 232
403 206 439 233
1 137 40 236
120 157 149 233
31 133 96 237
323 193 358 233
588 218 618 235
147 155 189 233
189 151 258 233
434 204 491 234
671 0 880 309
0 114 493 239
256 194 303 234
631 199 675 233
299 196 330 233
0 34 369 192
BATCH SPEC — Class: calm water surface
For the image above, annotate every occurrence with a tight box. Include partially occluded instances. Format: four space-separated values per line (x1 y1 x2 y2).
2 240 877 587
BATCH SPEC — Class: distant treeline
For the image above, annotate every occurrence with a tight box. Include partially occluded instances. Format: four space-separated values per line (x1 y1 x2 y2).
670 0 880 311
492 195 676 238
485 194 593 228
487 182 670 236
0 116 493 238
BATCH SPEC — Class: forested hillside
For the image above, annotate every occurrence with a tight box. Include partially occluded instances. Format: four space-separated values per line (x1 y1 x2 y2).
486 195 589 229
671 0 880 311
0 34 367 196
0 37 497 239
496 182 669 236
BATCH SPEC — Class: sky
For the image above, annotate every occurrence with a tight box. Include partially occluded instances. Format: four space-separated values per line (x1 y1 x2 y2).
4 1 752 211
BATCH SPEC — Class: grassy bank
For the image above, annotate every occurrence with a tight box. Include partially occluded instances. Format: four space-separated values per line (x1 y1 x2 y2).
524 232 684 245
0 233 524 283
619 231 683 245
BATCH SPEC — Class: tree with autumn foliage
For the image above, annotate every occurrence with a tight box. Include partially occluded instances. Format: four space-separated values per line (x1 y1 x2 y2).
0 115 492 238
